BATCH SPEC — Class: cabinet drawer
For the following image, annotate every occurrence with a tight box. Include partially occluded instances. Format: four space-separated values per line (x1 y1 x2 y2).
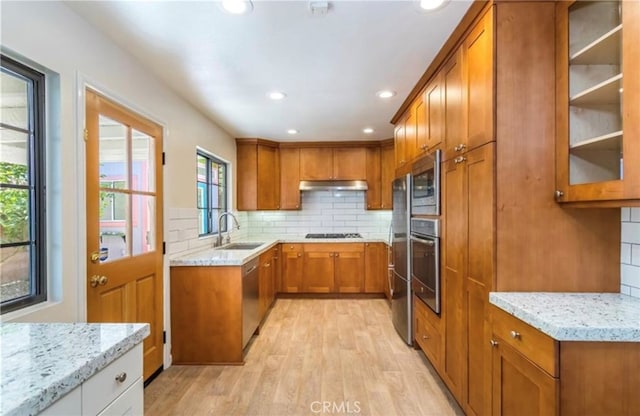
96 377 143 416
414 297 442 368
491 306 558 376
82 344 143 415
281 243 303 253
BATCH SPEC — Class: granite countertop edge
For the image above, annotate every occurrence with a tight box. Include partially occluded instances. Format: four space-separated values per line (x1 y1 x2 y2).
489 292 640 342
169 235 390 267
4 323 150 416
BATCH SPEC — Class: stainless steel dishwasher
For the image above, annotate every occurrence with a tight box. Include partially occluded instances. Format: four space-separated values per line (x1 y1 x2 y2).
242 258 260 349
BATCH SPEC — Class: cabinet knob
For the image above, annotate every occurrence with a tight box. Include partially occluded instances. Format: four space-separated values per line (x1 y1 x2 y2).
115 372 127 383
454 156 467 164
297 253 302 257
510 330 521 339
422 335 429 340
454 143 466 152
490 339 499 347
554 190 564 201
335 253 339 257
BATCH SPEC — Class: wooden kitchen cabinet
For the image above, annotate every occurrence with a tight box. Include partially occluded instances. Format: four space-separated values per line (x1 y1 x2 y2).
555 0 640 204
302 243 365 293
300 147 366 181
413 295 443 370
364 242 386 293
258 250 275 321
394 117 407 169
443 47 465 163
425 71 444 151
280 147 301 210
414 94 428 156
280 243 304 293
365 146 382 210
236 139 280 210
380 140 394 209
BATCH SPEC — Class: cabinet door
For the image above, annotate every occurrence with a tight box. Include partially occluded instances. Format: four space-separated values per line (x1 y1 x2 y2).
281 245 304 293
441 149 466 401
404 105 418 165
280 147 300 209
465 143 495 416
416 94 428 155
464 8 494 150
394 119 407 168
333 148 366 180
364 242 385 293
335 247 365 293
259 251 273 321
381 143 394 209
492 339 558 416
96 378 144 416
257 144 280 209
443 47 465 162
426 72 444 151
236 142 258 210
366 147 382 209
303 250 334 293
271 245 281 299
300 148 333 180
413 296 442 369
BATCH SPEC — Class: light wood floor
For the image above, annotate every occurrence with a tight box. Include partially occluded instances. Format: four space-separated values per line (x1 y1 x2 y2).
144 298 463 416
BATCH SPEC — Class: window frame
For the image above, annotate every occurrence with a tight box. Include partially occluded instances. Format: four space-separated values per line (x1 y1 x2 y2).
196 150 227 237
0 54 47 314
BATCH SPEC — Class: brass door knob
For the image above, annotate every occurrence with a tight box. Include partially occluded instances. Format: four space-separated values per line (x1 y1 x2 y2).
89 275 108 288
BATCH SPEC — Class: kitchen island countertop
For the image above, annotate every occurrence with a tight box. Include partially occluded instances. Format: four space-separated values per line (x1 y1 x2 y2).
0 322 149 416
489 292 640 342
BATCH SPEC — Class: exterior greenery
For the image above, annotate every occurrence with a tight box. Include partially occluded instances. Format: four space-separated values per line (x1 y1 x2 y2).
0 162 29 244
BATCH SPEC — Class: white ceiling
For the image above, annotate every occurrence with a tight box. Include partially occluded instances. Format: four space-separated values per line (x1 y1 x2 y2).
65 0 472 142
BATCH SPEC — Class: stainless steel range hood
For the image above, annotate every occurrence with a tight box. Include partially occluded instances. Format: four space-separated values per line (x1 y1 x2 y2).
299 180 368 191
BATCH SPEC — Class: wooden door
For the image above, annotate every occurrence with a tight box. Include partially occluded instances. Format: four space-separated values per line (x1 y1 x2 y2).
364 242 385 293
257 144 279 209
465 143 495 416
280 244 303 292
380 142 394 209
303 245 334 293
404 106 417 164
441 149 466 402
492 339 558 416
415 94 428 155
333 148 366 180
300 147 332 180
426 72 444 150
85 89 163 381
334 244 365 293
443 47 465 162
280 148 300 209
394 120 406 168
464 8 494 150
365 146 382 209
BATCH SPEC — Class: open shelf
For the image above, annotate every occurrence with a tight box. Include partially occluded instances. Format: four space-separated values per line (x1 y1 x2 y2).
570 25 621 65
570 74 622 106
570 130 622 151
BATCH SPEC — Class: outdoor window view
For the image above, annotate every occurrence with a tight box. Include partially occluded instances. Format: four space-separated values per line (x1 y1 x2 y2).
197 151 227 236
0 55 46 313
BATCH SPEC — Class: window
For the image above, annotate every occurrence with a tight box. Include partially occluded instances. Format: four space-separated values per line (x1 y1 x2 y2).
197 151 227 236
0 55 47 313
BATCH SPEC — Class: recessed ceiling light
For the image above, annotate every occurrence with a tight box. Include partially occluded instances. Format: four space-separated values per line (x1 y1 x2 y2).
287 129 298 135
376 90 396 99
418 0 448 11
363 128 375 134
268 91 287 100
221 0 253 14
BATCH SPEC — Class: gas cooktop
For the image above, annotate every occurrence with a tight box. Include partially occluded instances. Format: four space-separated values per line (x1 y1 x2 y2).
305 233 363 239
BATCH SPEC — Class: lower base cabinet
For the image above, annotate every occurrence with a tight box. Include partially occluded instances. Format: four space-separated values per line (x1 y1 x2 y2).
41 344 143 416
413 295 443 369
490 306 640 416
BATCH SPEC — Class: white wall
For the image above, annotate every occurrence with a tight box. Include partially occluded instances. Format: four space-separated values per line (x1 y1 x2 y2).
621 208 640 298
1 1 236 322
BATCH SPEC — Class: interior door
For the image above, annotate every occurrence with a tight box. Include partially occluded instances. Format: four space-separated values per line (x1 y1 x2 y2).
85 89 164 381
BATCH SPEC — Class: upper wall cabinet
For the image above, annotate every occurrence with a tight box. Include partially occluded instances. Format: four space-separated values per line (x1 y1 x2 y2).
236 139 280 210
300 147 366 180
555 0 640 204
280 147 300 210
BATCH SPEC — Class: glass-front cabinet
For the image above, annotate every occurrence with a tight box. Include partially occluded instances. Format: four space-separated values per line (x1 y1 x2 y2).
555 0 640 204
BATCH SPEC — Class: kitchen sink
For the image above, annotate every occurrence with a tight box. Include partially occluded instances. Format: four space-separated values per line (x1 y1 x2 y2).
217 242 264 250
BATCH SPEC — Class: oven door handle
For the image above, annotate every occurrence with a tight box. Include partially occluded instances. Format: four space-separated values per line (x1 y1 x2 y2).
410 235 435 246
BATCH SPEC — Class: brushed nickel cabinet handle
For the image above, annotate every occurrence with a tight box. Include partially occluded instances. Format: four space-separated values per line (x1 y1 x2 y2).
115 372 127 383
490 339 499 347
510 330 521 339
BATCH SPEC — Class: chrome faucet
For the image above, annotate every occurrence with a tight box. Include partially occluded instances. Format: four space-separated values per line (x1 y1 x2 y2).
216 211 240 246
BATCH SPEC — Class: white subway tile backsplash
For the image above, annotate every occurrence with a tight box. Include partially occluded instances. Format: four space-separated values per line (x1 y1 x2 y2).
631 208 640 222
632 245 640 267
621 208 640 299
621 207 631 222
621 285 631 295
621 243 632 264
621 222 640 244
621 264 640 289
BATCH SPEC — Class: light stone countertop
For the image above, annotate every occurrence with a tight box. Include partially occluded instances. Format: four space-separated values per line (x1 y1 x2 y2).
170 234 390 267
0 322 150 416
489 292 640 342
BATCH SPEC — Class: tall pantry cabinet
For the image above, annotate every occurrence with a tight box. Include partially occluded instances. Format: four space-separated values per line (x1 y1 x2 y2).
393 2 621 415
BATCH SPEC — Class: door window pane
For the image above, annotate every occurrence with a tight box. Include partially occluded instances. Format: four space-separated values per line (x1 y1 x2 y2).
0 71 28 130
0 245 30 302
132 194 155 256
99 116 128 189
0 129 29 176
132 129 155 192
99 193 130 263
0 188 30 244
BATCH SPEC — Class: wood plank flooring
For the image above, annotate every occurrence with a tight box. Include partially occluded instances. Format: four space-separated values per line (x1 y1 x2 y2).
144 298 463 416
